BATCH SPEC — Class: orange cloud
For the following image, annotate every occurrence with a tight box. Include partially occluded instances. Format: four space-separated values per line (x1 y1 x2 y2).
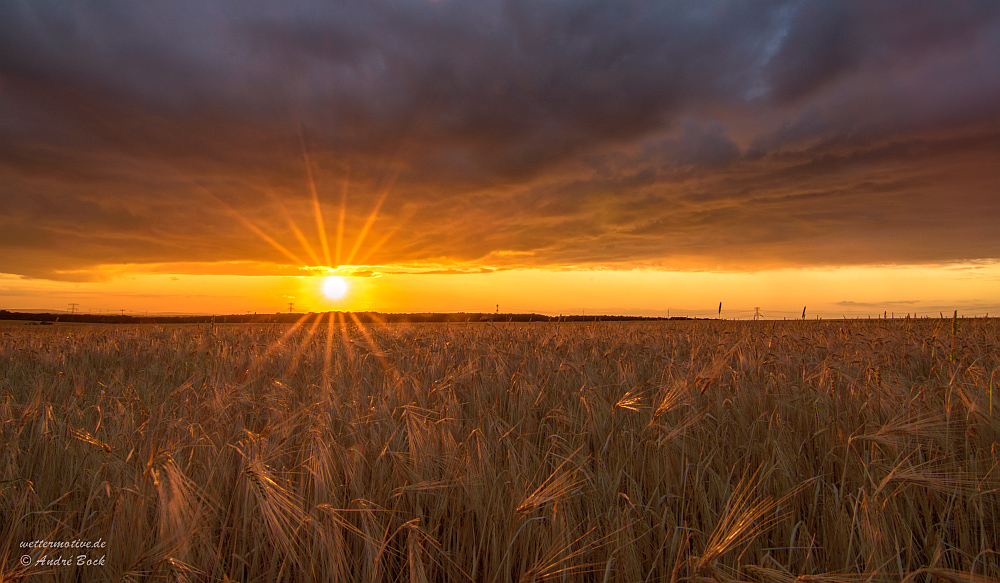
1 1 998 289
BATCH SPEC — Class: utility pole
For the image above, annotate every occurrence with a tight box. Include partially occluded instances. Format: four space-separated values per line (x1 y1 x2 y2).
68 303 78 314
754 307 761 321
288 302 294 314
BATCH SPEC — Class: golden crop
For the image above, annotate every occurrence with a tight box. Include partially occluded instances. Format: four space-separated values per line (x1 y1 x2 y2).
1 318 998 582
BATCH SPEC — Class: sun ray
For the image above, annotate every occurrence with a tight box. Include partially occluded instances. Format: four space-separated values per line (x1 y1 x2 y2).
204 189 307 267
264 187 322 267
336 166 350 267
348 311 400 383
346 169 399 266
323 310 336 388
366 310 389 326
250 312 314 375
285 312 325 376
299 126 333 268
356 209 413 266
347 311 381 355
337 311 356 370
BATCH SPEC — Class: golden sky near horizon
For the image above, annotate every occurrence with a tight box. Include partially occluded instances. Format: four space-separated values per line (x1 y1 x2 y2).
2 2 999 317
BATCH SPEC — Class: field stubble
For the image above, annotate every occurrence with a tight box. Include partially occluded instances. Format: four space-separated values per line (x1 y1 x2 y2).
1 318 998 582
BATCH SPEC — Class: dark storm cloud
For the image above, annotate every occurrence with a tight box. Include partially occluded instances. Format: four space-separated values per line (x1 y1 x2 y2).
1 0 999 279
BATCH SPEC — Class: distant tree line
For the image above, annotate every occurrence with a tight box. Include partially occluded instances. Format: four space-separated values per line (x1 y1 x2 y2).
0 310 694 324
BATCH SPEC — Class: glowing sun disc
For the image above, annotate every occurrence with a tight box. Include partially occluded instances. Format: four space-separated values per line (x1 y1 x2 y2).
323 276 348 299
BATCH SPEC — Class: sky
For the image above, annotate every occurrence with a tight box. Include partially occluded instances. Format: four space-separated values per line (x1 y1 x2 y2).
1 0 999 317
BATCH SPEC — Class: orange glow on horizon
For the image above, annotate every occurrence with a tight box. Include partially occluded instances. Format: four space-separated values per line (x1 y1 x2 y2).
3 263 997 319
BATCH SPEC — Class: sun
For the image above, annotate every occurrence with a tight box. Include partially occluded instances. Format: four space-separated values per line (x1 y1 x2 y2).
322 276 348 299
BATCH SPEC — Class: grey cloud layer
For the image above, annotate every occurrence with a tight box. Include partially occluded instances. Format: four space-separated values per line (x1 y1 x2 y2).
1 0 999 278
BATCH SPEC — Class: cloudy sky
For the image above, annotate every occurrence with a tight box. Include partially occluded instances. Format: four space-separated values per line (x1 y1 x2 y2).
2 0 999 316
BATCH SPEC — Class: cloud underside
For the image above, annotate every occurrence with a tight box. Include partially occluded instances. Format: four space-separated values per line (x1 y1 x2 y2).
2 1 999 280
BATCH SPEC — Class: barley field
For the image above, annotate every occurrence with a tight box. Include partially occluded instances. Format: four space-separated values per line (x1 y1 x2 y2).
1 318 998 582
